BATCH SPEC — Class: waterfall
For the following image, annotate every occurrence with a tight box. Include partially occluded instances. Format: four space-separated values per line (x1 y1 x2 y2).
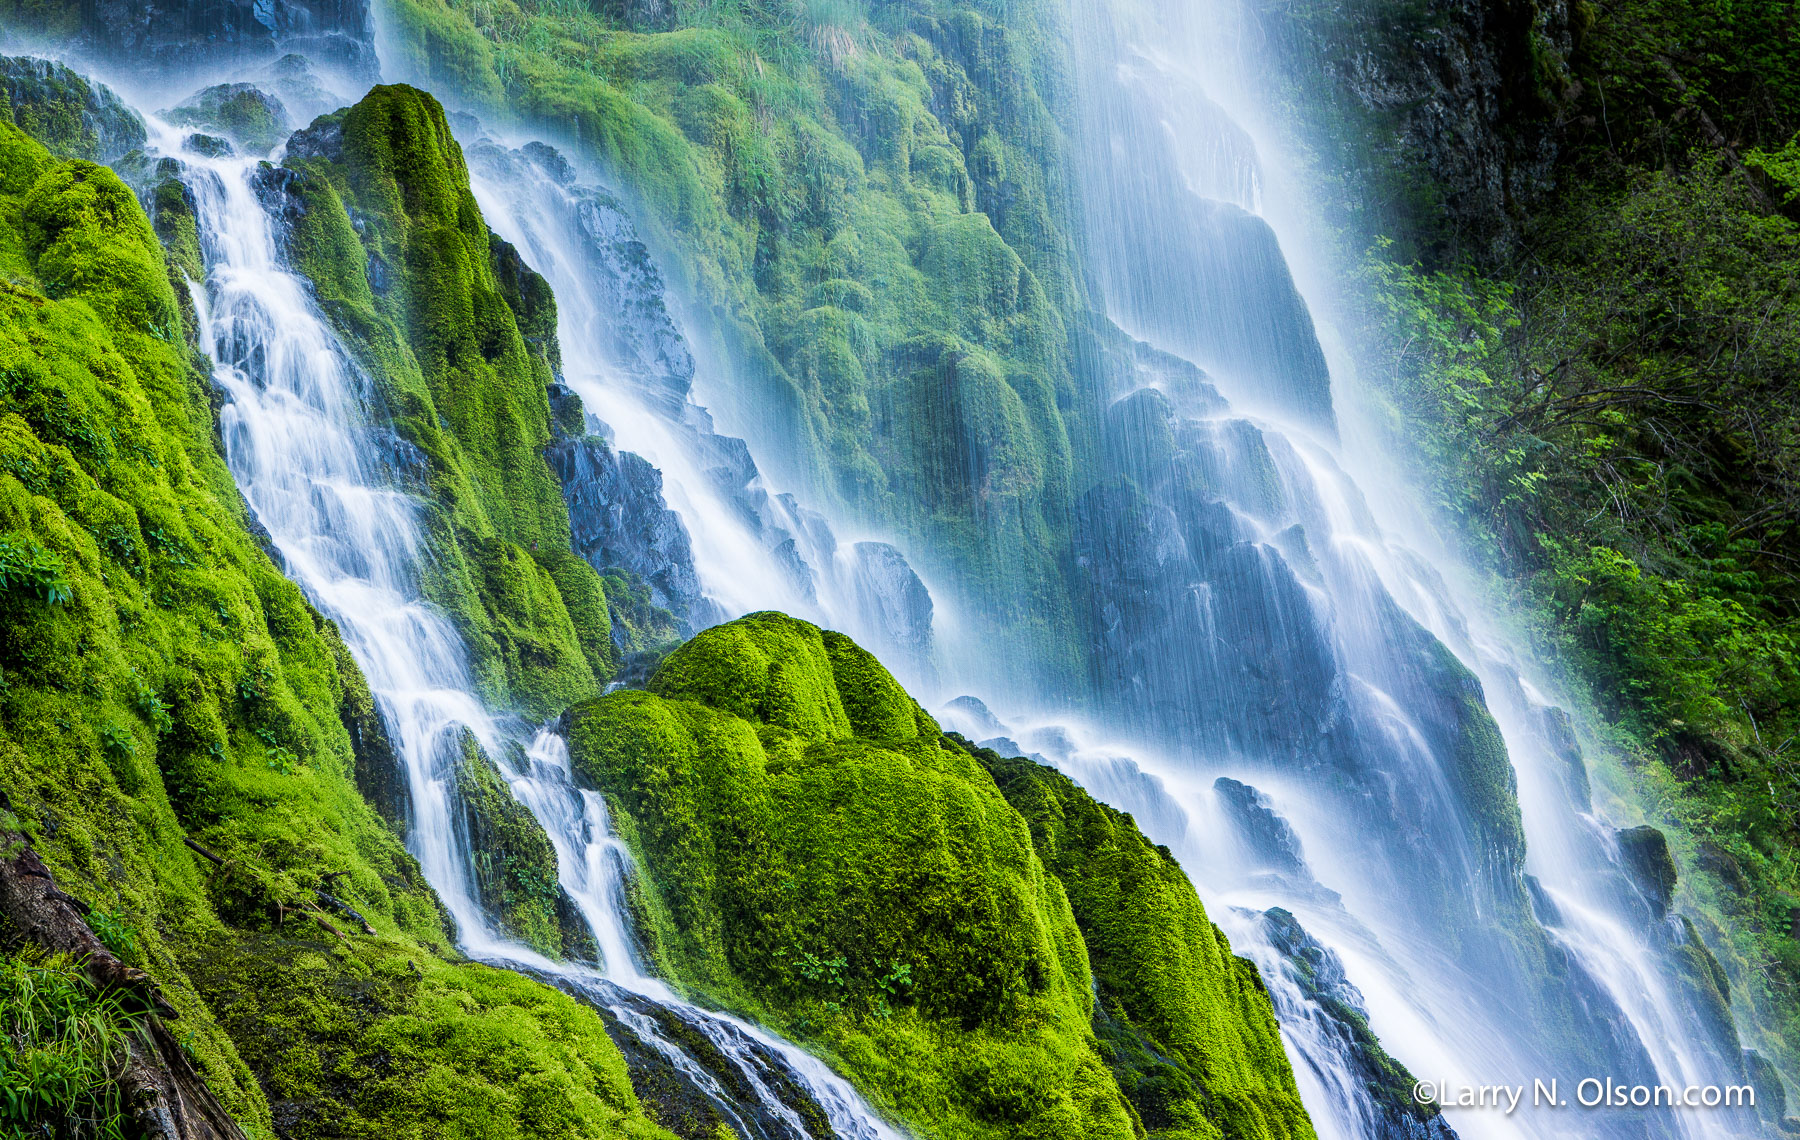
29 0 1776 1129
163 121 902 1140
892 0 1764 1137
459 135 940 694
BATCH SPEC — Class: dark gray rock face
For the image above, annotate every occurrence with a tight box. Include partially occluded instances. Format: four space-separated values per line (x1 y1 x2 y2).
1260 908 1460 1140
183 132 234 158
849 542 933 667
938 696 1008 740
1533 703 1591 811
284 109 344 163
549 432 715 636
47 0 376 81
1215 777 1309 877
1251 0 1576 262
1616 824 1678 921
1079 148 1337 428
0 56 144 163
1071 50 1336 430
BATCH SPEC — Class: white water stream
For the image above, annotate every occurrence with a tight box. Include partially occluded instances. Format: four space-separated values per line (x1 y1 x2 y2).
165 120 900 1139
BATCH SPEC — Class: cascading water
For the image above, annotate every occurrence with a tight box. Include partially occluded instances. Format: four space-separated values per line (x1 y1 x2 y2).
160 117 901 1140
384 17 1769 1138
458 136 940 692
905 0 1771 1137
22 0 1781 1131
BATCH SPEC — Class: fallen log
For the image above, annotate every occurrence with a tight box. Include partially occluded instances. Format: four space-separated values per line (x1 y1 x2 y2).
315 888 377 936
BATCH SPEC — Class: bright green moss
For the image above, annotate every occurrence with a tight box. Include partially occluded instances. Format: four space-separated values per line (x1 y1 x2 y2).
973 743 1316 1140
597 568 683 666
0 112 668 1139
192 937 667 1140
281 86 609 719
537 547 619 680
648 610 856 739
1670 915 1737 1050
457 731 582 959
23 158 179 336
568 613 1315 1140
0 56 144 164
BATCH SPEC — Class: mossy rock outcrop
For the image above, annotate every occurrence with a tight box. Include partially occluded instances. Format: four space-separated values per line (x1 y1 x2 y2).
165 82 290 154
0 101 669 1140
456 731 595 960
0 56 144 164
970 742 1318 1140
567 611 1316 1140
278 84 617 716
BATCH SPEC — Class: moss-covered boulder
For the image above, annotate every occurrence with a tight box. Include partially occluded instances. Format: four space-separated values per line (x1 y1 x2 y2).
567 612 1316 1140
1744 1048 1788 1125
0 103 668 1140
277 84 617 716
971 743 1318 1140
164 83 290 154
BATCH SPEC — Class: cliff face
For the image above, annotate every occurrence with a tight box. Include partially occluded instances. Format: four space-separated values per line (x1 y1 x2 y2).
1251 0 1580 263
0 0 378 79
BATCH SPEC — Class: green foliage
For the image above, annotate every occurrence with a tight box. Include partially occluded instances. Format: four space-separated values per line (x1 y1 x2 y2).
84 909 138 960
1559 1 1800 177
1746 135 1800 205
1349 133 1800 1086
0 951 145 1139
567 612 1315 1140
0 531 73 603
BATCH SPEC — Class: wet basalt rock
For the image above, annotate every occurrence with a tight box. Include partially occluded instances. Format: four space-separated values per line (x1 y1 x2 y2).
546 976 836 1140
1260 908 1459 1140
549 433 712 634
1616 824 1678 921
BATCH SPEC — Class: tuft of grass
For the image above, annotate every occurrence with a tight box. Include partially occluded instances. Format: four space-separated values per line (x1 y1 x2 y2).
0 951 147 1139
